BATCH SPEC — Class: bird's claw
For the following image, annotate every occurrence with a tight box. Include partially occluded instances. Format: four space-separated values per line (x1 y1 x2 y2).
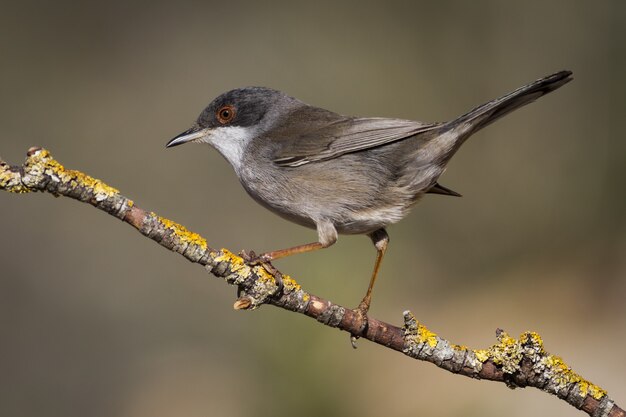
238 249 284 296
350 335 360 349
239 249 271 265
349 303 370 349
239 249 258 263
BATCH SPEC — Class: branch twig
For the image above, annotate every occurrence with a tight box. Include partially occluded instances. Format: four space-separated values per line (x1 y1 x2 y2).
1 147 622 417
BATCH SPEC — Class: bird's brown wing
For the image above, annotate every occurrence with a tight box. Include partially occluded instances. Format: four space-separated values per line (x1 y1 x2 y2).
272 114 440 167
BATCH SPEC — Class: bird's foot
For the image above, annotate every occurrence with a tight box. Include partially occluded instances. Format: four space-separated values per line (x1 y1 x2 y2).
350 299 371 349
239 250 284 296
240 249 269 265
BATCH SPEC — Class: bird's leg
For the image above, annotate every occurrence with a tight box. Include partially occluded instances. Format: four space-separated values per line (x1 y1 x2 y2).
358 228 389 314
241 242 326 296
240 220 338 292
351 228 389 347
244 219 338 264
256 241 325 262
240 242 325 273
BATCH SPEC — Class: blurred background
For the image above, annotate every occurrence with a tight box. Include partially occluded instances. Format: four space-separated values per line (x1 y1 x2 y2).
0 1 624 416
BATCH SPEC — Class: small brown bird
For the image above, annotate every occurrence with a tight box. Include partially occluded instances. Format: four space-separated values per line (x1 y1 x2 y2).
167 71 573 330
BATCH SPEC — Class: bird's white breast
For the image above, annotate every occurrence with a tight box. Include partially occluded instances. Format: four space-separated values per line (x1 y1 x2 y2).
203 126 255 173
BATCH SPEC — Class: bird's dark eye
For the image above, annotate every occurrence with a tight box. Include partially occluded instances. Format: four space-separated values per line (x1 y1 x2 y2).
216 105 236 124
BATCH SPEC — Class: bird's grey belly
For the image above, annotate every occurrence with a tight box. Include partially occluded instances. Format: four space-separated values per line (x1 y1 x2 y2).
238 147 438 235
241 179 410 235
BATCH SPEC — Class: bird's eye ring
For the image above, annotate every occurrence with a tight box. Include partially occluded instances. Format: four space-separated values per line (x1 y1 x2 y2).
216 105 236 124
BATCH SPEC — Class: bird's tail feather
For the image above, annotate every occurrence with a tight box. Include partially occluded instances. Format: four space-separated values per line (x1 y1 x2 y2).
446 70 573 136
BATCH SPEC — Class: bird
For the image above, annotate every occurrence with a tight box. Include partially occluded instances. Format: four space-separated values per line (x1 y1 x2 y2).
166 70 573 332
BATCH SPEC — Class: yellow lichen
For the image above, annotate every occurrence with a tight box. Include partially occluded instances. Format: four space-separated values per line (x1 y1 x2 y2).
0 166 30 193
215 249 252 278
473 330 523 374
280 273 301 292
2 148 122 197
402 311 437 347
417 322 438 348
588 384 607 400
541 354 607 400
28 149 119 199
214 248 241 264
473 330 607 400
252 264 278 283
474 349 489 362
155 215 208 250
65 169 119 198
578 380 590 398
543 355 571 386
402 312 442 356
519 331 545 354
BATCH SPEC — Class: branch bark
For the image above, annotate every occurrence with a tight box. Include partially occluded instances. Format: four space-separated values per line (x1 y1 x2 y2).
1 147 622 417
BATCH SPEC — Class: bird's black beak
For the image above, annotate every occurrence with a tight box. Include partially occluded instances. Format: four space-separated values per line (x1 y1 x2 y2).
166 126 207 148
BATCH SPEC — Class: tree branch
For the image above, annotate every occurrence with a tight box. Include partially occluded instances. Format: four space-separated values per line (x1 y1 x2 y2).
1 147 622 417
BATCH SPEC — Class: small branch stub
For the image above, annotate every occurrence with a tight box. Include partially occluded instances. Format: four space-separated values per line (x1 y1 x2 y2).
233 296 253 310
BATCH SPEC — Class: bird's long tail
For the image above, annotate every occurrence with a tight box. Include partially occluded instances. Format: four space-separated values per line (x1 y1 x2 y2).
446 70 573 136
421 71 572 197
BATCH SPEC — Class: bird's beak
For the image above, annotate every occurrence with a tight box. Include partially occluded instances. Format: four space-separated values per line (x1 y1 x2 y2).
166 126 209 148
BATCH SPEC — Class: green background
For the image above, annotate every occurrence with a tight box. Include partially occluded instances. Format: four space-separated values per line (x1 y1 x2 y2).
1 1 624 416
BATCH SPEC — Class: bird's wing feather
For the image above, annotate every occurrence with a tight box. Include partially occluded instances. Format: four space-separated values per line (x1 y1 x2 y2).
272 115 440 167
